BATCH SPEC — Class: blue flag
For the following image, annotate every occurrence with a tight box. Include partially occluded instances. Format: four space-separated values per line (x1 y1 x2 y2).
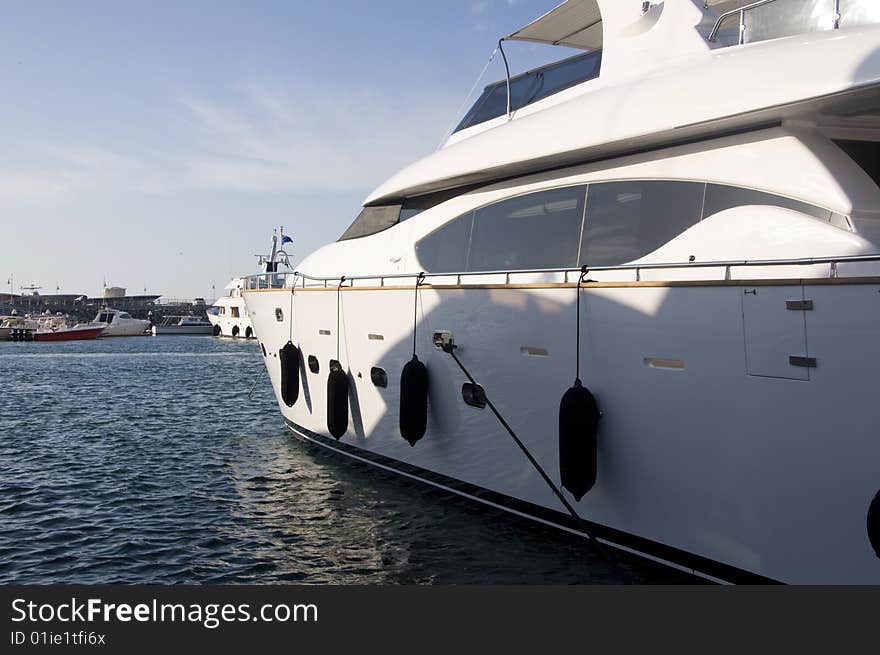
281 235 294 245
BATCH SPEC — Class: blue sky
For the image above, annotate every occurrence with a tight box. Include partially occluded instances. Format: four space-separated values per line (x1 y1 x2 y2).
1 1 568 298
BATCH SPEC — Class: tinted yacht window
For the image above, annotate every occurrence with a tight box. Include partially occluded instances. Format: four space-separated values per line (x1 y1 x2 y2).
702 184 833 222
468 186 586 271
415 179 844 275
455 51 602 133
835 140 880 188
399 185 484 223
338 205 402 241
415 212 474 273
580 181 704 267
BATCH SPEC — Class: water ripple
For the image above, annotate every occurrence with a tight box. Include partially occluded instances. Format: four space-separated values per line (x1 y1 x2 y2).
0 336 696 584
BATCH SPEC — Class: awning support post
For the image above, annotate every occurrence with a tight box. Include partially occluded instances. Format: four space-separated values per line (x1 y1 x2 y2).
498 38 512 118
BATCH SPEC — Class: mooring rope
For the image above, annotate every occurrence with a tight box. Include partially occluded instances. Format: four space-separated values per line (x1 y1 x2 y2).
411 272 425 357
575 265 590 383
336 276 346 363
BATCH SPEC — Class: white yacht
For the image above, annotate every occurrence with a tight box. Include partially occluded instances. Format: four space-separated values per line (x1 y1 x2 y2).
151 315 213 335
207 278 254 338
92 307 151 337
208 231 292 338
242 0 880 584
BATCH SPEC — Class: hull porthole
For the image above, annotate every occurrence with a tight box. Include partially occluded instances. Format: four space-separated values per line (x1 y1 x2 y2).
370 366 388 388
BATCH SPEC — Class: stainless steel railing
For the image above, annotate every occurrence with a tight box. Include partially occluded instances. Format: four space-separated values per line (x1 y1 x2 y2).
242 253 880 291
707 0 843 44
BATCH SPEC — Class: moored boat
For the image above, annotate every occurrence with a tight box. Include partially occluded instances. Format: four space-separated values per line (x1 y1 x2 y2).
151 315 213 335
242 0 880 584
33 323 104 341
0 316 37 341
90 307 151 336
208 229 292 338
207 279 254 338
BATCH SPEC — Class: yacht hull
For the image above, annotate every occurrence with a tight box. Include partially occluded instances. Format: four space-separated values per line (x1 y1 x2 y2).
33 326 104 341
207 313 254 338
151 325 213 335
283 418 774 583
245 279 880 584
101 322 151 336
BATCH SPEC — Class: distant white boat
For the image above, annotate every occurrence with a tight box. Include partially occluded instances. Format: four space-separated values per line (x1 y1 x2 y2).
151 315 213 336
92 308 151 337
207 278 254 338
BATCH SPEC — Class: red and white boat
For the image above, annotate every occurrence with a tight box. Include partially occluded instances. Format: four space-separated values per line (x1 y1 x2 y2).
32 316 104 341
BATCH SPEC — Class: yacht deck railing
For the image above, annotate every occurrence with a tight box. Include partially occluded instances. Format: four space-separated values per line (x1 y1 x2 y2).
242 253 880 290
707 0 845 44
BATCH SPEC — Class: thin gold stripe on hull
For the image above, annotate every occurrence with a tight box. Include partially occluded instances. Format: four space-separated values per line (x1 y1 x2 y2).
242 276 880 293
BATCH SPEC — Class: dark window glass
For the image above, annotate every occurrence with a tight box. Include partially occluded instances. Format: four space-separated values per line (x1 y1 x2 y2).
468 186 585 271
702 184 832 222
455 50 602 133
415 212 474 273
835 139 880 189
399 208 423 222
338 204 402 241
340 185 485 240
580 181 704 267
399 185 483 223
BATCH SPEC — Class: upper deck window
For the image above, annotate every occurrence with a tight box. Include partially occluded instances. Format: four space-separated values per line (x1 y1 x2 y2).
453 50 602 134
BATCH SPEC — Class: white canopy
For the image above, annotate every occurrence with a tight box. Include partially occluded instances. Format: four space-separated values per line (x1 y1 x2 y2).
505 1 750 51
506 0 602 50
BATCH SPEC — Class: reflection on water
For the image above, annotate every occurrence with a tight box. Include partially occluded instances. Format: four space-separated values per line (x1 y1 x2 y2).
0 336 696 584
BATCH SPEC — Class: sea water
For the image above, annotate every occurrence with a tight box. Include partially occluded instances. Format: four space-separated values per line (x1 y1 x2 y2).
0 336 695 584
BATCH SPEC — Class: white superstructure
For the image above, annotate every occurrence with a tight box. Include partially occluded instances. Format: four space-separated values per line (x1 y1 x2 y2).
243 0 880 583
92 308 151 336
207 279 254 338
